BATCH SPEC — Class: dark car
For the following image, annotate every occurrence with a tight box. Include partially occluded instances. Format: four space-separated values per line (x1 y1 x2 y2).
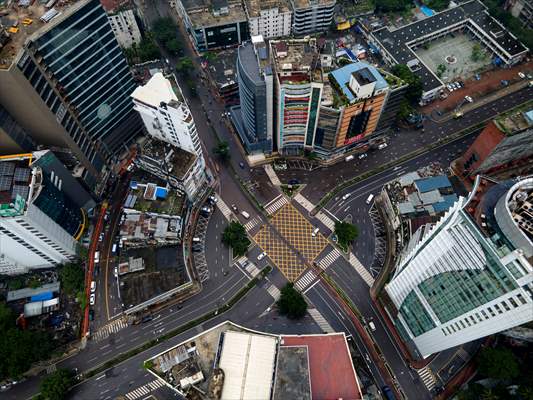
239 162 245 169
288 179 299 185
381 386 394 400
89 309 94 321
141 315 153 323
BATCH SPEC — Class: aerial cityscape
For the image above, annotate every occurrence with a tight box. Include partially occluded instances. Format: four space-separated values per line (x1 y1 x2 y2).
0 0 531 399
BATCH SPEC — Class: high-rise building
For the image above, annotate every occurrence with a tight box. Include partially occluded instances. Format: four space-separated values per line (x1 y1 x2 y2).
0 151 94 275
290 0 336 35
101 0 143 49
175 0 249 52
243 0 292 39
232 36 274 154
386 175 533 357
270 38 323 155
0 0 142 193
0 104 36 155
131 73 208 200
505 0 533 28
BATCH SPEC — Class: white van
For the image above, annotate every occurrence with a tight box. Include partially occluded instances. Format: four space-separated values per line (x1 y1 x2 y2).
368 321 376 331
90 281 96 293
366 194 374 204
345 155 354 162
192 237 201 243
94 251 100 264
312 227 320 237
241 210 250 219
112 243 117 253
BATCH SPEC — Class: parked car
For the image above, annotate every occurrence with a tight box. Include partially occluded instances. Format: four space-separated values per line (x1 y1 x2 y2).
89 309 95 321
257 252 267 261
378 143 388 150
474 73 481 81
90 281 96 293
90 293 95 306
207 195 217 205
501 79 509 86
358 153 367 159
345 155 354 162
465 95 473 103
518 71 526 79
231 204 238 212
311 227 319 237
239 162 245 169
446 83 453 91
241 210 250 219
369 321 376 331
288 179 300 185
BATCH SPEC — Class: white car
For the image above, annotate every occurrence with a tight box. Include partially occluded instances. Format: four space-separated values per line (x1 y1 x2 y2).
518 72 526 79
90 293 95 306
358 153 367 159
90 281 96 294
342 193 351 200
446 83 453 91
378 143 388 150
257 252 267 261
465 95 473 103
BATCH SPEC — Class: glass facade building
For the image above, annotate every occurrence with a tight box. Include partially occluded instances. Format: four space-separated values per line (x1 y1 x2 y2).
386 176 533 356
15 0 142 188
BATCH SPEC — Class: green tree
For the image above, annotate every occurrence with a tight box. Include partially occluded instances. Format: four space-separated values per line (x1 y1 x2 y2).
59 262 85 296
222 221 250 257
391 64 423 105
436 63 446 78
471 43 484 62
277 283 308 319
457 383 485 400
425 0 449 11
165 38 182 55
137 37 161 62
213 140 231 162
40 368 74 400
374 0 412 12
517 385 533 400
397 100 414 120
334 221 359 250
153 18 176 44
175 56 194 77
477 347 520 381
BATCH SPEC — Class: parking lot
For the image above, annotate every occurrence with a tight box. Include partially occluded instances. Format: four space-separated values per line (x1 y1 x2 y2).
254 203 328 281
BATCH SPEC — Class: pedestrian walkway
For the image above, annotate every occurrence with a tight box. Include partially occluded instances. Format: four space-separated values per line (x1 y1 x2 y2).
124 379 166 400
216 197 232 221
318 248 342 270
264 164 282 186
46 364 56 374
315 210 336 231
348 252 375 287
244 217 261 232
417 366 437 391
264 195 288 215
294 193 315 212
266 284 281 300
91 318 128 342
308 308 334 333
244 261 260 278
294 269 318 292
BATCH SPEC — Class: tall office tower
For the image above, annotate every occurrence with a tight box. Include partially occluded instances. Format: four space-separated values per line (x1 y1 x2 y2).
131 73 208 200
0 0 142 193
291 0 336 35
0 104 36 155
0 152 94 275
386 175 533 357
232 36 273 154
270 38 323 155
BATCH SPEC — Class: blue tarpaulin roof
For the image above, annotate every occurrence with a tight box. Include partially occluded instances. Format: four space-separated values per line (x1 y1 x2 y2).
30 291 53 302
420 5 435 17
330 62 389 103
414 176 452 193
432 194 458 213
155 187 168 199
130 181 138 189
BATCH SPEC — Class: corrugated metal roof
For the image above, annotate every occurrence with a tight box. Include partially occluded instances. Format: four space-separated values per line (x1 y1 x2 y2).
219 331 277 400
329 61 388 103
414 175 452 193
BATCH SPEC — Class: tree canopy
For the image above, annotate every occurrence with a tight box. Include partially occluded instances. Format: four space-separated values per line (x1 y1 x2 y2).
123 38 160 64
40 368 74 400
277 283 308 319
213 141 231 162
153 18 182 55
0 303 54 379
222 221 250 257
391 64 423 106
334 221 359 250
58 262 84 297
374 0 412 13
477 347 520 381
424 0 449 12
175 57 194 77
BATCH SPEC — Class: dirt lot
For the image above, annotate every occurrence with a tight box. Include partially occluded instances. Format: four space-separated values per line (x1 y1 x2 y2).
422 60 533 114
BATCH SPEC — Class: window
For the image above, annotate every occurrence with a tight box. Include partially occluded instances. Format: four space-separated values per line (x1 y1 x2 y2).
516 294 526 305
488 307 496 317
509 297 518 308
501 301 510 311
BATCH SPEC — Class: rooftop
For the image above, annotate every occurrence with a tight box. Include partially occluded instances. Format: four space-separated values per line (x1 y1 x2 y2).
371 0 528 93
237 37 271 85
244 0 290 17
292 0 335 8
494 107 533 135
272 346 311 400
0 155 33 209
99 0 132 12
139 139 197 180
280 334 362 400
329 61 388 103
0 0 84 69
131 72 184 108
270 38 321 82
184 0 247 28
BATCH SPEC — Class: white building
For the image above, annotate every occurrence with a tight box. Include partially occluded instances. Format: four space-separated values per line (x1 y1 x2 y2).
244 0 292 39
131 73 208 200
386 176 533 357
107 9 142 49
0 152 93 275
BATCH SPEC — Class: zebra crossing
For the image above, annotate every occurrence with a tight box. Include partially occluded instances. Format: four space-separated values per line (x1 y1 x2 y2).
244 217 261 232
293 193 314 212
124 379 166 400
91 318 128 342
244 261 260 278
216 197 232 220
315 210 336 231
294 269 318 292
266 284 281 300
264 195 288 215
264 164 282 186
308 308 334 333
46 364 56 374
417 366 437 391
348 253 375 287
318 248 342 270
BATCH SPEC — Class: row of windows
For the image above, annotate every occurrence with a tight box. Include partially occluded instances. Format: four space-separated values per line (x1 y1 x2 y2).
16 220 71 258
441 293 529 336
